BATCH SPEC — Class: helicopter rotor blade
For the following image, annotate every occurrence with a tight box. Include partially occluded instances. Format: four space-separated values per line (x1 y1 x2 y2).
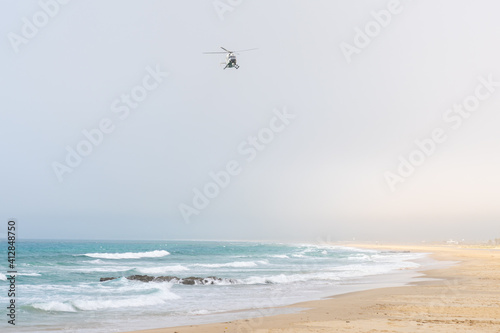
204 47 257 55
233 48 258 53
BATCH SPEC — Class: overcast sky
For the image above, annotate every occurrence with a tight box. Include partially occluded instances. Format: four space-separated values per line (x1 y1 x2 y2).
1 0 500 242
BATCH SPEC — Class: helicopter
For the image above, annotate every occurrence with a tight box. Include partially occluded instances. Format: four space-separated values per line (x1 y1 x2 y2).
203 47 257 69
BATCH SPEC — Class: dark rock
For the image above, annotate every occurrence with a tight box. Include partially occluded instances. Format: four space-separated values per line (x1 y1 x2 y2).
181 276 199 285
100 277 116 282
154 276 179 283
99 274 237 285
126 275 155 282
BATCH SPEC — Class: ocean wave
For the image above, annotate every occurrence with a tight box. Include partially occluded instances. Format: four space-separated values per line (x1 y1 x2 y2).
371 252 427 263
31 284 179 312
346 254 372 261
189 309 212 315
243 272 341 285
32 301 78 312
345 251 425 266
193 261 260 268
330 260 421 278
74 291 179 310
84 259 105 264
69 266 135 273
0 272 42 277
270 255 289 259
297 244 374 253
136 265 189 274
83 250 170 259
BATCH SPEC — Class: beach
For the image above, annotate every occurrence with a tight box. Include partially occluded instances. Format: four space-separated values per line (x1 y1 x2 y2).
128 244 500 333
7 241 432 332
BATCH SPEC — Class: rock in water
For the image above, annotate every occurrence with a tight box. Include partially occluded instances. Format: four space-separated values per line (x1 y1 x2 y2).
100 277 116 282
99 275 237 285
126 275 155 282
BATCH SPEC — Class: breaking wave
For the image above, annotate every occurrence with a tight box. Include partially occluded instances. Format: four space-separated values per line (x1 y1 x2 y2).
30 283 179 312
193 260 268 268
83 250 170 259
136 265 189 274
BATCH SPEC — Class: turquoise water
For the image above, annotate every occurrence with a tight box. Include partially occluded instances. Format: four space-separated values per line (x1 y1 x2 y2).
0 240 426 332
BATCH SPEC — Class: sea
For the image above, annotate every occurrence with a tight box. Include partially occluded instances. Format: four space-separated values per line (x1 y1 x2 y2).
0 240 433 332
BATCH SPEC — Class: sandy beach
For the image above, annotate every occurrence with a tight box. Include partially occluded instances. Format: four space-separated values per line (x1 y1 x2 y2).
127 244 500 333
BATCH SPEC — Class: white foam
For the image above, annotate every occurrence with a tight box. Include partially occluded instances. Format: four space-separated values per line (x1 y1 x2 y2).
83 250 170 259
136 265 189 274
2 272 42 277
32 301 77 312
346 254 372 261
189 309 211 315
244 274 287 284
372 252 427 263
270 255 289 259
194 277 237 285
73 284 180 311
84 259 105 264
31 284 180 312
69 266 134 273
193 261 259 268
243 271 342 285
18 273 41 276
298 243 375 253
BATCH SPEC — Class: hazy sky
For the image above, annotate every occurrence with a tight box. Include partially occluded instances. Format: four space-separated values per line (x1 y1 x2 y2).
1 0 500 242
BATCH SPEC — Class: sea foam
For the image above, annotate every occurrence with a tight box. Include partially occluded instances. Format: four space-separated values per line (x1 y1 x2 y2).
136 265 189 274
18 272 42 276
32 284 180 312
243 272 341 285
32 301 77 312
193 261 262 268
83 250 170 259
270 254 289 258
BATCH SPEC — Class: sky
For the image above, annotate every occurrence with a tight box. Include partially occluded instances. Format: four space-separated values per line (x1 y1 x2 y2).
1 0 500 242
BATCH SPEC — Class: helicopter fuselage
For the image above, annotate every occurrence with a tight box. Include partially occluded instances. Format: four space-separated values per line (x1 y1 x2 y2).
225 53 239 69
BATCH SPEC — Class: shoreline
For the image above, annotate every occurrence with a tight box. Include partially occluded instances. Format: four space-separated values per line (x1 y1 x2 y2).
126 243 500 333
